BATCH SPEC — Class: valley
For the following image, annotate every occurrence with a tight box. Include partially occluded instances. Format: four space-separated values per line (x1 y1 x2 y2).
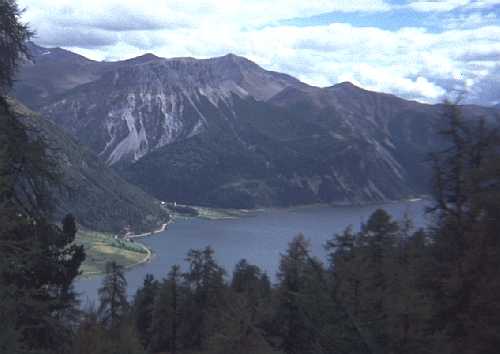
76 198 429 302
14 43 500 210
11 43 499 283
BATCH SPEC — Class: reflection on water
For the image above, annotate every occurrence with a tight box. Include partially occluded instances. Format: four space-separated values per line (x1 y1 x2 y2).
75 200 430 305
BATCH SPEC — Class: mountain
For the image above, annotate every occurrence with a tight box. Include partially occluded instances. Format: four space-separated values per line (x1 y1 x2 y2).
12 43 102 108
12 44 500 208
119 84 437 207
27 47 304 166
8 99 168 232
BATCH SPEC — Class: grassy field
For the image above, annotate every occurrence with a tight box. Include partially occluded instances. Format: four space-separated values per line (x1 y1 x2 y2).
76 205 251 276
194 206 255 219
76 230 150 277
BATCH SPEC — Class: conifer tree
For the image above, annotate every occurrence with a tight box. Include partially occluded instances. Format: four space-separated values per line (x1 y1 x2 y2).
133 274 159 347
0 0 32 102
180 247 226 350
355 209 399 352
0 4 86 351
98 261 128 330
150 265 183 354
231 259 271 314
199 259 277 354
428 102 500 354
74 306 146 354
273 234 325 354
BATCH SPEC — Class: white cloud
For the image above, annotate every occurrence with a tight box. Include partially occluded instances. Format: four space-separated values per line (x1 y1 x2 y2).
19 0 392 32
17 0 500 105
441 11 498 29
408 0 470 12
407 0 500 12
468 0 500 8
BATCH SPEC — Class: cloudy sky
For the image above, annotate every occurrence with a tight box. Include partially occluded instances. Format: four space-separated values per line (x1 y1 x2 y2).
19 0 500 105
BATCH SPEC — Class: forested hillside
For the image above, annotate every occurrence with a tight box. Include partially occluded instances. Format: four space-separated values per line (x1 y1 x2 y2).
15 44 500 208
2 99 168 233
73 103 500 354
4 84 499 353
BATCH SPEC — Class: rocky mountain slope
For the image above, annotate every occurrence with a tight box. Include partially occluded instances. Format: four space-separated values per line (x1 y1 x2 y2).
9 99 168 232
12 43 500 208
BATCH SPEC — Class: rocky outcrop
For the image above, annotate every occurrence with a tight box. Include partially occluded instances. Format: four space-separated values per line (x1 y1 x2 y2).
12 44 500 207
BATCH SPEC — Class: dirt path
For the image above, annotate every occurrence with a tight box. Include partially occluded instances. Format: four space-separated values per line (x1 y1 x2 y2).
127 221 171 239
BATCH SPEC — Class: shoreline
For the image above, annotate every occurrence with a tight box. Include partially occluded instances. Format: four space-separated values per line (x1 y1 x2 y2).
198 195 431 215
127 220 171 239
79 197 429 278
120 220 175 270
79 220 170 278
79 242 152 278
123 242 152 270
128 196 430 242
117 220 174 271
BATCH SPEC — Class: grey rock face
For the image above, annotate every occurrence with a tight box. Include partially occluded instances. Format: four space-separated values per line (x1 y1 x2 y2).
12 44 500 207
31 49 303 166
9 100 168 233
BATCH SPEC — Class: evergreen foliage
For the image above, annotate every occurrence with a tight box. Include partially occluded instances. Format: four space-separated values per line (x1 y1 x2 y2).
1 5 85 352
133 274 159 347
0 0 32 98
3 99 500 353
98 261 128 330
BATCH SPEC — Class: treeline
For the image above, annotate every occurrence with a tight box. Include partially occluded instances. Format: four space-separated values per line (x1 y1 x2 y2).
82 100 500 354
4 97 499 354
77 134 500 354
78 161 498 354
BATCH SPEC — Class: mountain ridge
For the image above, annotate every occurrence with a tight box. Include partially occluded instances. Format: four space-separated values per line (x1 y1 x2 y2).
12 43 500 208
7 98 169 232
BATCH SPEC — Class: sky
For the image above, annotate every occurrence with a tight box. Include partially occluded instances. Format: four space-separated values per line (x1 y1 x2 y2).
18 0 500 105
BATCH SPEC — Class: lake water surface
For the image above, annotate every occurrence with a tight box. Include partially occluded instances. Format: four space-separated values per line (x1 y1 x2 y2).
75 199 431 304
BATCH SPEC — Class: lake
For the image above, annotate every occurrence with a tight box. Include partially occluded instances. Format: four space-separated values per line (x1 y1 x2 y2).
75 199 431 305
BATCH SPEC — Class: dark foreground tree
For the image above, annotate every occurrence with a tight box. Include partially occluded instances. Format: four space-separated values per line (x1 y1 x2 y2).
326 213 432 354
98 261 128 330
204 260 275 354
73 305 146 354
133 274 159 347
0 0 32 100
150 265 184 354
428 102 500 354
180 247 227 350
0 4 85 351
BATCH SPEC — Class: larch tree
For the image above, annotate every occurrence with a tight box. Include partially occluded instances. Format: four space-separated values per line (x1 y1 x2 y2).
0 2 85 352
98 261 128 331
133 274 159 347
428 102 500 354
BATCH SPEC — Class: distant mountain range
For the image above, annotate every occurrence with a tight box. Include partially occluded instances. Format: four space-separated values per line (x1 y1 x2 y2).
12 42 500 208
10 99 168 233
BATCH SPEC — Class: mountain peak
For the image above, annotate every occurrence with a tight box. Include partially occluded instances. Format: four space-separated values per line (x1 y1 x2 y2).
223 53 239 58
212 53 257 66
122 53 161 64
330 81 361 90
220 53 245 60
137 53 160 60
26 41 93 63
